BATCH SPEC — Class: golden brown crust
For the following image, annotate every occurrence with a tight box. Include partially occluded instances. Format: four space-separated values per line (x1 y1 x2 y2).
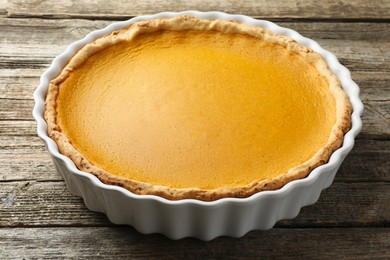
45 15 352 201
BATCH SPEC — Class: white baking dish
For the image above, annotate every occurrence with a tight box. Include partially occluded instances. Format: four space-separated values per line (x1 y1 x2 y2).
33 11 363 240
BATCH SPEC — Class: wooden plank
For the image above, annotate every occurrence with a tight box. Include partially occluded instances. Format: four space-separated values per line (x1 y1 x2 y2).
0 137 389 182
355 72 390 102
0 74 41 100
336 140 390 182
0 181 388 227
0 181 111 227
0 158 61 181
360 101 390 139
0 120 37 136
1 18 389 46
0 99 34 120
1 0 389 20
0 227 389 258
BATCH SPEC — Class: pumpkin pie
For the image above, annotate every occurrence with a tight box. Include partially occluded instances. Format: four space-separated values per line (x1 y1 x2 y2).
45 16 352 201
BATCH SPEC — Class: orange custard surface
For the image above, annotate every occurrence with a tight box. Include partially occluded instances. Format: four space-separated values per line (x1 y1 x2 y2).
56 30 336 190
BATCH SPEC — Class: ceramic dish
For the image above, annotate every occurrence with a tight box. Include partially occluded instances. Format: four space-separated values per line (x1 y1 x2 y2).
33 11 363 240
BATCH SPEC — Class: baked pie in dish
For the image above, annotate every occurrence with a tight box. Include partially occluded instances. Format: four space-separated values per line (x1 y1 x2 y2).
44 15 351 201
34 11 362 239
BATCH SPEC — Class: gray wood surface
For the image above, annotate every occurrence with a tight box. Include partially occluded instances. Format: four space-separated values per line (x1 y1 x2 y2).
0 0 389 258
1 181 388 227
1 228 389 258
1 0 389 20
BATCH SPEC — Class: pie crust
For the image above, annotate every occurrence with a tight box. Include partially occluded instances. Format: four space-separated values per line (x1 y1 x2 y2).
45 15 352 201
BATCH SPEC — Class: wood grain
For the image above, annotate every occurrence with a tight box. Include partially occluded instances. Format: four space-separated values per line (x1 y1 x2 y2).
0 181 389 228
0 227 389 258
0 120 37 136
1 0 389 20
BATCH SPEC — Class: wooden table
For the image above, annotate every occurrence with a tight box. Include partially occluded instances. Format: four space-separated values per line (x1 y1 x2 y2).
1 1 389 258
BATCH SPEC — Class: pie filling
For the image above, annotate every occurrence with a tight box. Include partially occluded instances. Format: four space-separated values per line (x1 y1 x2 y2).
56 30 336 190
